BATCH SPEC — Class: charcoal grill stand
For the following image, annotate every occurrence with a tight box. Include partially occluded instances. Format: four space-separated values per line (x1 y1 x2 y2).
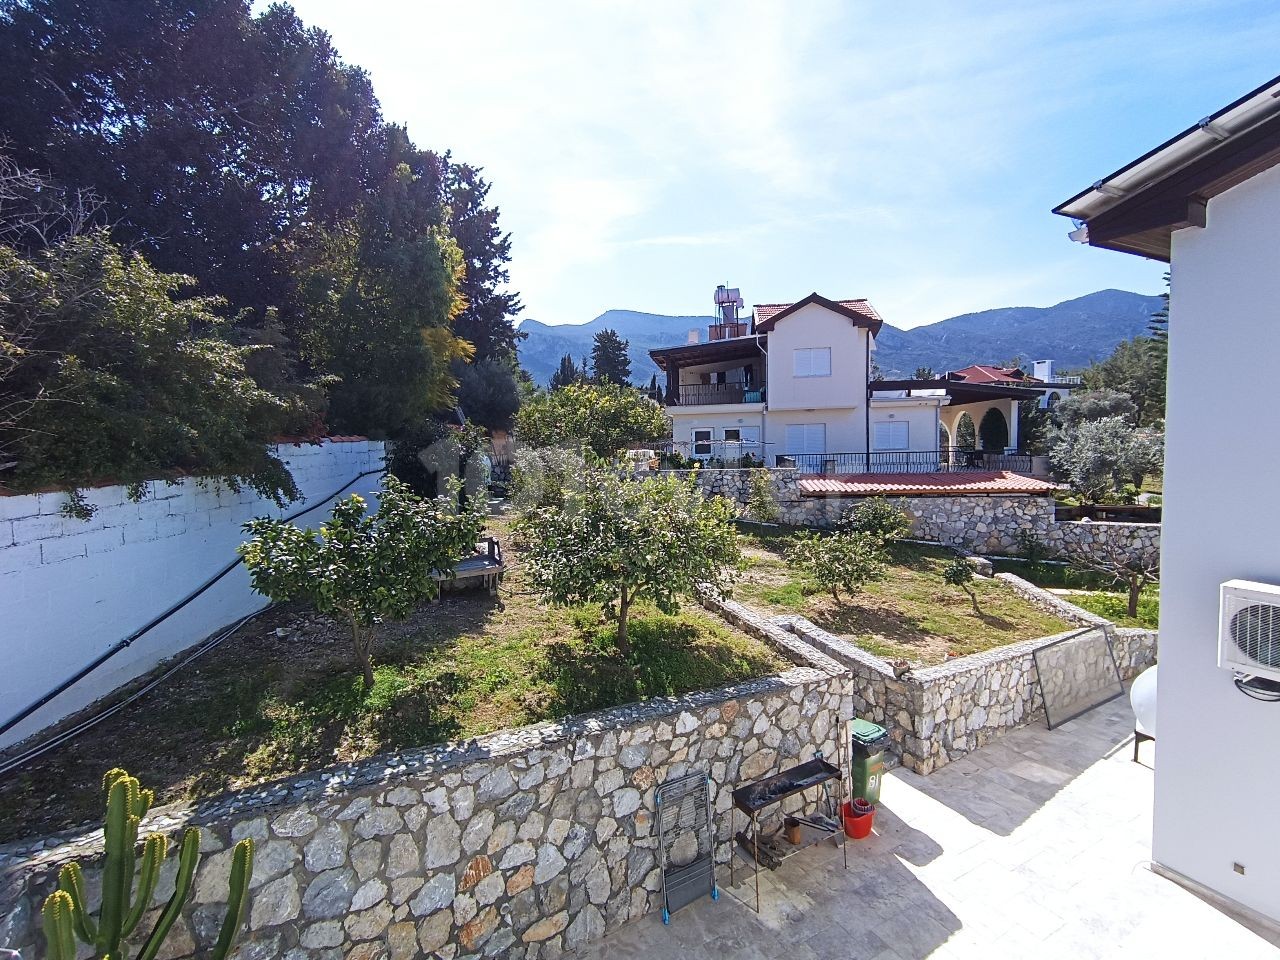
729 739 848 913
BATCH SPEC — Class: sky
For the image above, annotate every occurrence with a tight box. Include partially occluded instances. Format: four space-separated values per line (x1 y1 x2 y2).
279 0 1280 330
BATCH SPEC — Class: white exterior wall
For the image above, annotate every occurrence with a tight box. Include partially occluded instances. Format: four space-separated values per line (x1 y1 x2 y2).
768 409 865 457
668 409 766 456
939 399 1019 451
1157 162 1280 922
869 398 942 452
764 302 871 411
0 440 386 749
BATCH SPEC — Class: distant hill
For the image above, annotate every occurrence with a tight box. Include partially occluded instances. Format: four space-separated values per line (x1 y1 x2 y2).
517 289 1164 385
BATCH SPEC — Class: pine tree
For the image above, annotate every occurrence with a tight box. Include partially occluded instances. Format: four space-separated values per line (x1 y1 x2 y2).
1148 272 1169 342
647 373 660 401
591 329 632 385
550 354 585 390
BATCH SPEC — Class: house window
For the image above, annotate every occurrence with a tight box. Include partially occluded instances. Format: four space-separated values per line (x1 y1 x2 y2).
793 347 832 378
692 428 712 456
723 428 741 442
874 420 909 450
784 423 826 454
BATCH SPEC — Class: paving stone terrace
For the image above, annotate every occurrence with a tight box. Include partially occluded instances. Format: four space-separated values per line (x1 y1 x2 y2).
565 696 1280 960
0 611 852 960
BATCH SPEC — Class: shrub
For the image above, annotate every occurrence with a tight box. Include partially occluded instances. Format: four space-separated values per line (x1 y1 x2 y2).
785 530 887 603
509 445 588 511
515 470 739 655
745 469 781 524
1050 416 1164 503
240 475 485 688
842 496 911 543
943 556 980 613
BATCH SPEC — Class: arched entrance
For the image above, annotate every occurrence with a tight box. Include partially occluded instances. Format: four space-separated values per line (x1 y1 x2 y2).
979 408 1009 451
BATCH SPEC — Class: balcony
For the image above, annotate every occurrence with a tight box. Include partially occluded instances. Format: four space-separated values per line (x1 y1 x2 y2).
773 448 1033 474
667 382 766 406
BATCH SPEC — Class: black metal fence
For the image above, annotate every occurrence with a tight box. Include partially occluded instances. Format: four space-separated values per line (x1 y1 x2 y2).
773 449 1034 475
667 382 766 406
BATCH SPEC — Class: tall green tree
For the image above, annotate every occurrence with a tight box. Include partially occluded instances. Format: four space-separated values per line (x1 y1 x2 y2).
1082 338 1166 426
549 353 587 390
455 358 521 430
1 229 305 506
445 161 523 361
591 328 632 385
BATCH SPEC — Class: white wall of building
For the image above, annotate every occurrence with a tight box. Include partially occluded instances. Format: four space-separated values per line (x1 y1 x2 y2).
768 408 865 457
1157 161 1280 922
0 440 386 749
764 302 871 411
869 398 942 453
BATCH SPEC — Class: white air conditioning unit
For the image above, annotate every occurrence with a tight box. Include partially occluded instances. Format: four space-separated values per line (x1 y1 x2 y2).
1219 580 1280 682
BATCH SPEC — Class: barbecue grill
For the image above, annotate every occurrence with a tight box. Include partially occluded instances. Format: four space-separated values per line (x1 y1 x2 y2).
730 740 849 912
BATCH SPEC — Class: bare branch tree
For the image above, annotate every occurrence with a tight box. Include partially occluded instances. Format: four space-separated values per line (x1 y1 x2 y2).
1068 538 1159 618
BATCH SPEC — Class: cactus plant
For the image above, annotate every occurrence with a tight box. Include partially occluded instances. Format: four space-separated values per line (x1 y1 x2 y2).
41 768 254 960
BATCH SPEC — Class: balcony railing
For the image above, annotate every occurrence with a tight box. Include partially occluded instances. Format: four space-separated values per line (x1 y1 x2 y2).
667 382 766 406
773 448 1034 475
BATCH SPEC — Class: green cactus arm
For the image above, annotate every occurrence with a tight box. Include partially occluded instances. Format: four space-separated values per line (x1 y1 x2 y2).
97 775 136 955
135 828 199 960
210 839 255 960
57 861 98 944
43 890 79 960
122 833 168 938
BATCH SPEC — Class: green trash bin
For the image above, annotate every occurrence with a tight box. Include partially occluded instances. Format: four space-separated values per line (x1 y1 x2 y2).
850 718 889 805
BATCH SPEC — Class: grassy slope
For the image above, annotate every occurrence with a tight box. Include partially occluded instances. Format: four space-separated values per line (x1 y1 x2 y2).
735 533 1072 664
991 558 1160 629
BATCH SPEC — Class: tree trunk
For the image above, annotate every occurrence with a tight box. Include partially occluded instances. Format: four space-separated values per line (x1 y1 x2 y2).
966 585 980 615
1128 576 1142 619
616 585 632 657
347 611 375 690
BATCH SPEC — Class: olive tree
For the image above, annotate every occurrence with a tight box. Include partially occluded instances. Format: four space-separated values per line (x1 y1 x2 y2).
1050 416 1164 503
239 475 484 688
785 531 887 603
515 470 739 655
1069 539 1159 618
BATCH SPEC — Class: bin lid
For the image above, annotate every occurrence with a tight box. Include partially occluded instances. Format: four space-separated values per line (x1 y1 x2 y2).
851 718 888 744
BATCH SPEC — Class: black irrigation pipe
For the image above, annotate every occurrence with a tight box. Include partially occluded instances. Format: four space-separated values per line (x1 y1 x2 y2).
0 467 386 744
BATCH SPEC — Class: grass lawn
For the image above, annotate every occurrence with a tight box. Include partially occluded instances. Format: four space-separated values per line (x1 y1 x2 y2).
734 531 1072 665
0 515 786 843
991 558 1160 629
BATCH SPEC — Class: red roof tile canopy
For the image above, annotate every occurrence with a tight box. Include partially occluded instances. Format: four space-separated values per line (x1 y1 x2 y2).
947 365 1041 385
752 293 883 336
797 471 1060 497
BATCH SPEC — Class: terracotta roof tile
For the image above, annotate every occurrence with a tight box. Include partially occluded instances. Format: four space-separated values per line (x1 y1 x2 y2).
949 365 1040 385
796 471 1060 497
754 298 881 326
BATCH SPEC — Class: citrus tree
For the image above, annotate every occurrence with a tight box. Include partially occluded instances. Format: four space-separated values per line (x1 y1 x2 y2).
943 556 981 614
515 470 739 655
514 382 668 459
785 531 887 603
239 475 484 688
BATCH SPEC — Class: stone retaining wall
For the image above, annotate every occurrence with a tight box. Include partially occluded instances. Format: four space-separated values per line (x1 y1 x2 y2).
775 588 1156 776
673 468 1161 568
1 628 850 960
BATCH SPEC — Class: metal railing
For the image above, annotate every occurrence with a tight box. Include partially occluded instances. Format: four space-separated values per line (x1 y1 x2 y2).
773 448 1034 475
667 383 766 406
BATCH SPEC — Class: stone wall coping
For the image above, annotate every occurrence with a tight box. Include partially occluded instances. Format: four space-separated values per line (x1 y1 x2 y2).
1056 518 1161 529
776 616 897 679
994 571 1111 627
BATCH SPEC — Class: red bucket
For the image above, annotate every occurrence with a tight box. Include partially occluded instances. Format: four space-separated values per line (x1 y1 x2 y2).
842 800 875 839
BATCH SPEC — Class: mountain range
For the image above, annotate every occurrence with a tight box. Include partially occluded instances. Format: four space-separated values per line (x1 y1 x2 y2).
516 289 1164 385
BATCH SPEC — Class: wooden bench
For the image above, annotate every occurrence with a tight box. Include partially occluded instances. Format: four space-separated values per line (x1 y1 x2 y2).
431 537 505 599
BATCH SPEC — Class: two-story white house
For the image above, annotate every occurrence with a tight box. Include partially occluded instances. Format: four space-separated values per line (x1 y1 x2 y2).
650 291 1041 475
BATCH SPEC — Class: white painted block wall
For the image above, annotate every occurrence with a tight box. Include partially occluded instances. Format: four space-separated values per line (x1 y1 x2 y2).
0 440 386 749
1158 161 1280 923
